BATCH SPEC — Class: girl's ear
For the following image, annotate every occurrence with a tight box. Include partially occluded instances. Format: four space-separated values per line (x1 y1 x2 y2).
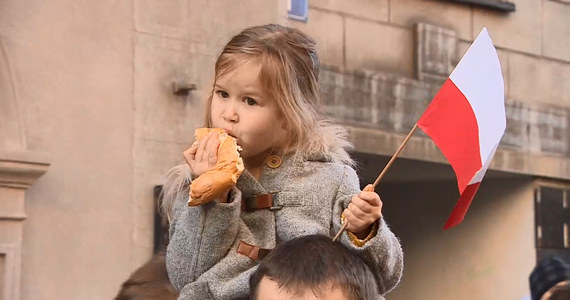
278 119 289 144
279 113 289 130
281 120 288 130
279 121 290 149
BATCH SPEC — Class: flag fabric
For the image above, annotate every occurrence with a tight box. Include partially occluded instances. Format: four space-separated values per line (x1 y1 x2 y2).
417 28 506 229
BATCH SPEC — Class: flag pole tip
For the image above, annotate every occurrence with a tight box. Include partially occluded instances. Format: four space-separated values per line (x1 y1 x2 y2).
443 220 460 230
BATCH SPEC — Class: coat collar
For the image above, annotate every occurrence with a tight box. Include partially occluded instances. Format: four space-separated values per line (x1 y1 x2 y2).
236 152 331 198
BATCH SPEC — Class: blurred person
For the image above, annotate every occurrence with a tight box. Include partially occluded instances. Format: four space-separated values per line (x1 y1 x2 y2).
529 256 570 300
115 252 179 300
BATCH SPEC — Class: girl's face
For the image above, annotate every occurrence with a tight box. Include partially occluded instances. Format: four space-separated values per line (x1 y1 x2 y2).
210 60 287 162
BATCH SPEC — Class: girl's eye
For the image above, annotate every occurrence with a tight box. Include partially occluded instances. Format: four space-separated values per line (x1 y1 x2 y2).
244 97 257 106
216 90 229 98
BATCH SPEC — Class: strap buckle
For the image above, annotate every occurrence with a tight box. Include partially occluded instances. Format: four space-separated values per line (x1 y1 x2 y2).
268 191 282 211
243 191 282 211
236 240 272 260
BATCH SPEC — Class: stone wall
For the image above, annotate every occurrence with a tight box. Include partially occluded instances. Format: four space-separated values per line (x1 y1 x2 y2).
292 0 570 180
0 0 567 299
0 0 287 299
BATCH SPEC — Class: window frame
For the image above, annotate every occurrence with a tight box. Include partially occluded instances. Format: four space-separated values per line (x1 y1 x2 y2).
440 0 516 12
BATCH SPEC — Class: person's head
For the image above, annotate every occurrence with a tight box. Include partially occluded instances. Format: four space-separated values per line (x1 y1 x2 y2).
529 256 570 300
249 234 379 300
160 25 353 220
206 24 352 163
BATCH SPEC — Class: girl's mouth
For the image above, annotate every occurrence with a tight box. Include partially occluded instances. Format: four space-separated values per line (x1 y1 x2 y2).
224 129 242 151
224 129 237 139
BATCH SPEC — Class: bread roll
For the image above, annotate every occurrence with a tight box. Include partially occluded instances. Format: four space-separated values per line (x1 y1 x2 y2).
188 128 244 206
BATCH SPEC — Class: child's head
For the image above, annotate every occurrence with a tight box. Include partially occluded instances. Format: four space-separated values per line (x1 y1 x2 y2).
160 25 353 219
249 234 379 300
205 24 352 163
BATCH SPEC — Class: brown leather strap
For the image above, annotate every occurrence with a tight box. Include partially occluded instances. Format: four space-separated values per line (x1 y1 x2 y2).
242 193 281 211
236 241 271 260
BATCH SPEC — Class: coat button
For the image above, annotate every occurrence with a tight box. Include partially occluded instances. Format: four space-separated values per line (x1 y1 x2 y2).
266 154 282 168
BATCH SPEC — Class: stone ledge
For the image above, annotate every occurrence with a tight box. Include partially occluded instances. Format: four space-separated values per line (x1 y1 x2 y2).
346 125 570 180
0 150 51 189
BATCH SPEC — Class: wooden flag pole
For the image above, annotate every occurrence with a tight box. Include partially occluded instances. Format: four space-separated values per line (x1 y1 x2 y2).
332 123 419 242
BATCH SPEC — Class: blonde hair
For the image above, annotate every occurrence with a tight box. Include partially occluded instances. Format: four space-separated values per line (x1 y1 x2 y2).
162 24 353 219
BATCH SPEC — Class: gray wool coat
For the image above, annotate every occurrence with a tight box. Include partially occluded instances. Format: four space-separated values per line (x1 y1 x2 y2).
166 154 404 300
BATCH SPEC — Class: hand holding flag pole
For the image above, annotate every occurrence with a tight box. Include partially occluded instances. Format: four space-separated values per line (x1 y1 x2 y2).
332 124 419 242
333 27 505 241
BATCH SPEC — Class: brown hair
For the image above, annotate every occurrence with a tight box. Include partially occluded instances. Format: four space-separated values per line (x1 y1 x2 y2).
161 24 353 219
249 234 379 300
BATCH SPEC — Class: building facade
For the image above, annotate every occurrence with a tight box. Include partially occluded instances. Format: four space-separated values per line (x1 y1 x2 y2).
0 0 568 299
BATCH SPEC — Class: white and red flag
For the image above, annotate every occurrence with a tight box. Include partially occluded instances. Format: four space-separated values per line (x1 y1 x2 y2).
417 28 506 229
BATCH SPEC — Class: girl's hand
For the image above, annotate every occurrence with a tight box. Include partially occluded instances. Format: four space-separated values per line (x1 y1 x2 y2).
343 184 383 239
183 131 220 179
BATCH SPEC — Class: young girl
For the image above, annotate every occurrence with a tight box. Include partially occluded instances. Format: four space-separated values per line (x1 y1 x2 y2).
162 24 403 300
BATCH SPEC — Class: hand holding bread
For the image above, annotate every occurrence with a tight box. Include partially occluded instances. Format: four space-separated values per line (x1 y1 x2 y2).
183 128 244 206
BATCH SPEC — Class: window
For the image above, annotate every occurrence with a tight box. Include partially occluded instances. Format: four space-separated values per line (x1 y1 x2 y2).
535 186 570 261
441 0 516 12
153 185 170 253
288 0 308 22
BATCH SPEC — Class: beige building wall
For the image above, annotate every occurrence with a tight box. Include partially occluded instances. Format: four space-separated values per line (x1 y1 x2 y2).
293 0 569 180
1 0 287 299
373 175 535 299
296 0 570 105
2 1 135 299
0 0 567 299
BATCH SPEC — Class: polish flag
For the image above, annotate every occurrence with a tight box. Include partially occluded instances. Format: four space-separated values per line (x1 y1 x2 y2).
417 28 506 229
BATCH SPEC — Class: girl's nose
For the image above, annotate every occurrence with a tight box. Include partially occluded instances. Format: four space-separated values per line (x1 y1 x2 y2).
222 103 239 123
